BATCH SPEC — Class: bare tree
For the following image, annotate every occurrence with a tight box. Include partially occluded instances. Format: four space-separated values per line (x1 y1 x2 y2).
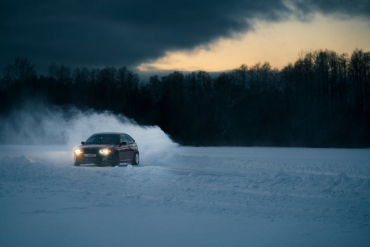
3 58 36 85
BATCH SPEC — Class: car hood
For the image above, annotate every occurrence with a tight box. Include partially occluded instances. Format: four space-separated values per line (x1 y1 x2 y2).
79 144 117 149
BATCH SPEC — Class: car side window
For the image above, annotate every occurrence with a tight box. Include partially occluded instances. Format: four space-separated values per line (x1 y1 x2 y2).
120 135 127 144
125 134 134 144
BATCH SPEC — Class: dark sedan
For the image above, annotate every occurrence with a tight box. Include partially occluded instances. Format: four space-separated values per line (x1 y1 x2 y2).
73 132 139 166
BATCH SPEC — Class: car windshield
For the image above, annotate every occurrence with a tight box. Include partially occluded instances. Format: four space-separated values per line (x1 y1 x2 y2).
85 134 119 145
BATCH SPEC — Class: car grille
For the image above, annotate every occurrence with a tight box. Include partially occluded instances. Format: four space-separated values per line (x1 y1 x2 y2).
83 148 99 154
78 148 102 164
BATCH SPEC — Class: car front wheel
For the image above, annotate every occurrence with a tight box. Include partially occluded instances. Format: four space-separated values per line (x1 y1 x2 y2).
109 154 119 167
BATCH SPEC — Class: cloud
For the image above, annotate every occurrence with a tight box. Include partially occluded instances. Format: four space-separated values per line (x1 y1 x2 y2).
1 0 369 73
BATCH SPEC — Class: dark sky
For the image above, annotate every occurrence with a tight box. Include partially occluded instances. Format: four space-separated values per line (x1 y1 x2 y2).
1 0 369 73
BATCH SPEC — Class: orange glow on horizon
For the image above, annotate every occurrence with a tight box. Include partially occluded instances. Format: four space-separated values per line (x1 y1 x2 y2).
137 15 370 72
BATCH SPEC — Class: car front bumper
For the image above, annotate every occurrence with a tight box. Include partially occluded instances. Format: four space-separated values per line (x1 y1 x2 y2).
75 153 115 165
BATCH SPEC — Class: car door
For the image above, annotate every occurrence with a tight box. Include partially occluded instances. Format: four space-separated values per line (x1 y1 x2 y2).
119 135 130 162
125 134 136 161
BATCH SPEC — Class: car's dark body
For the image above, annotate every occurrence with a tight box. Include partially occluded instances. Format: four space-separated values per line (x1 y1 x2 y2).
74 132 139 166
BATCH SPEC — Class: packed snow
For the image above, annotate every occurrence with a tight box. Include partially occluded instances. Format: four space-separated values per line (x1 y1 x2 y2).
1 146 369 247
0 106 369 246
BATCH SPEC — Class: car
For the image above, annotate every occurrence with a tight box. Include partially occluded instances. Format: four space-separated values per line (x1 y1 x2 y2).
73 132 139 167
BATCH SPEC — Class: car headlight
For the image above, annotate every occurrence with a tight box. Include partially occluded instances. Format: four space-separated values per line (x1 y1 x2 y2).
99 148 112 155
74 148 83 155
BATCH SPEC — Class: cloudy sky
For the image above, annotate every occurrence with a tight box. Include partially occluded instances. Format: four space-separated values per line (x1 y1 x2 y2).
1 0 370 74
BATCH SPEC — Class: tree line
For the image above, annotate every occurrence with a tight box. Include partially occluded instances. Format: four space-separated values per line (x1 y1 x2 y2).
1 49 369 147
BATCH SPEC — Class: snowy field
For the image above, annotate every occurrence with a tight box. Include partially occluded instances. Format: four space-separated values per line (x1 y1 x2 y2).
1 145 370 247
0 107 369 246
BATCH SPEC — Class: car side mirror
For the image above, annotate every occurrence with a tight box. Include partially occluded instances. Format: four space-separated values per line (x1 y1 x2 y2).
81 141 85 145
120 141 127 146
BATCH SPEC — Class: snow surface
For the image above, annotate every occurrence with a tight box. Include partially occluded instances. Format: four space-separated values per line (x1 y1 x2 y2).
0 104 369 246
1 145 370 247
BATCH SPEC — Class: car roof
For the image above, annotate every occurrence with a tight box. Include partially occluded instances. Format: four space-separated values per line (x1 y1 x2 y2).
91 132 126 135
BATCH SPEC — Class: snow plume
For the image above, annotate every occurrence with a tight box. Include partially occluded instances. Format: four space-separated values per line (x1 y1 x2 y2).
0 100 177 165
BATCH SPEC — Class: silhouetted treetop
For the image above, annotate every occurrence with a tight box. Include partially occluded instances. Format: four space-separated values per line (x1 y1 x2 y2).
1 49 369 147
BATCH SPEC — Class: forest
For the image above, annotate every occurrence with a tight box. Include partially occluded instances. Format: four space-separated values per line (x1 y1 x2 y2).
0 49 369 147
